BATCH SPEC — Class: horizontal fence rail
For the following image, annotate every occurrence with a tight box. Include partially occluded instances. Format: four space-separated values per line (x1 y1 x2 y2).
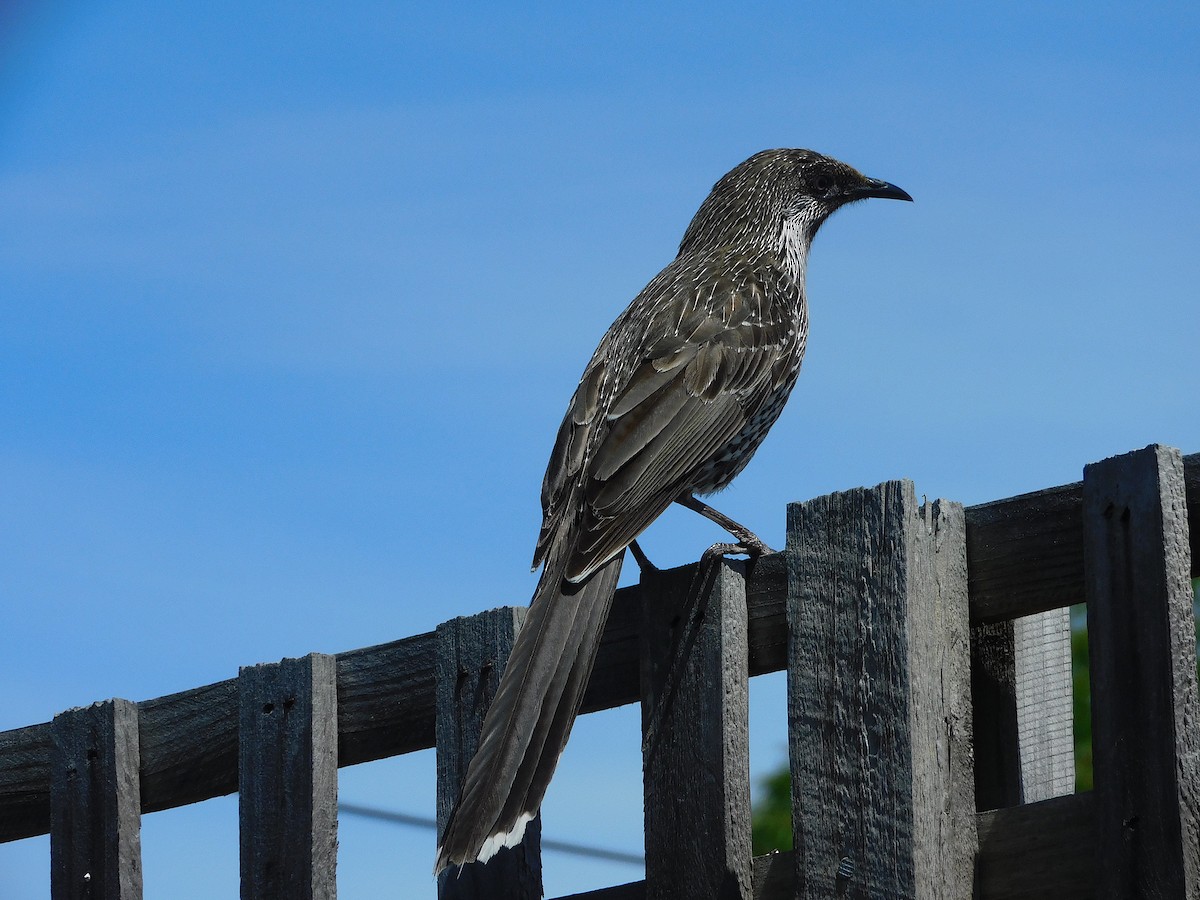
2 448 1197 900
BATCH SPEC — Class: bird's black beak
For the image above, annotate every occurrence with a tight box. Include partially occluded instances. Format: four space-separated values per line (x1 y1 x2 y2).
850 177 913 202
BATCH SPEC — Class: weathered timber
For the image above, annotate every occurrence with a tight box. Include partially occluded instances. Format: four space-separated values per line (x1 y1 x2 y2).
975 791 1093 899
0 629 435 842
640 560 752 900
578 551 788 716
139 677 239 813
749 851 793 900
743 551 789 675
0 723 52 843
0 568 781 843
2 454 1197 843
966 482 1085 623
1083 445 1200 899
971 621 1023 810
50 699 143 900
334 634 437 765
238 654 338 900
549 850 793 900
787 483 976 899
972 609 1074 810
552 882 646 900
435 608 541 900
553 793 1097 900
1012 609 1074 802
579 583 644 714
967 451 1199 623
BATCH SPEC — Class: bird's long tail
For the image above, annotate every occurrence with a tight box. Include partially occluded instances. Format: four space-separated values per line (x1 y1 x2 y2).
434 552 624 873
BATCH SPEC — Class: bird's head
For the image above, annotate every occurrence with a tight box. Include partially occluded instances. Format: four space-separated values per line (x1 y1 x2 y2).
679 148 912 258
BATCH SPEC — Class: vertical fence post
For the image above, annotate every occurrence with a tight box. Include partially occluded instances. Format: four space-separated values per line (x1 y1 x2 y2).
238 653 338 900
639 559 751 900
787 482 975 898
1083 444 1200 899
50 699 143 900
435 607 542 900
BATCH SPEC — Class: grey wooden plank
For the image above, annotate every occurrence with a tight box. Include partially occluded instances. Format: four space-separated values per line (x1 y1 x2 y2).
744 552 789 676
334 632 437 765
238 654 338 900
545 851 790 900
0 722 52 842
552 882 646 900
580 583 644 714
1083 444 1200 899
975 792 1094 899
1012 609 1075 802
50 699 143 900
135 631 434 814
639 560 752 900
972 609 1075 810
548 850 797 900
965 481 1086 624
787 483 975 899
435 607 541 900
140 677 240 813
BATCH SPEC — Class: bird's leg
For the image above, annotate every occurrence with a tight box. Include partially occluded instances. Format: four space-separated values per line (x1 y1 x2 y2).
627 539 659 576
676 494 775 557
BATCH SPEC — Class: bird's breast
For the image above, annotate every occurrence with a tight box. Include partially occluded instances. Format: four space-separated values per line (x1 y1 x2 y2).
687 358 802 495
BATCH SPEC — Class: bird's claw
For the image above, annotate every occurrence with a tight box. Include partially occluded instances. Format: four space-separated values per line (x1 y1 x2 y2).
740 533 775 557
701 537 774 563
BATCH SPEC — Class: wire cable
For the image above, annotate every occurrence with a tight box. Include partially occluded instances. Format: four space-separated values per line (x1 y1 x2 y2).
338 802 644 867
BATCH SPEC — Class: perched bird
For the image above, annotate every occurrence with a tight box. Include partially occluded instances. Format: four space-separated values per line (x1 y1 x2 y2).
434 148 911 873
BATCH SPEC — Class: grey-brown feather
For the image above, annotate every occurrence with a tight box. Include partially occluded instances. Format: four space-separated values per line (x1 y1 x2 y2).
435 148 907 873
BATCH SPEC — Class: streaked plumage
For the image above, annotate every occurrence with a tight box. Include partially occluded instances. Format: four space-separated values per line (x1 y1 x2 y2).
435 149 911 874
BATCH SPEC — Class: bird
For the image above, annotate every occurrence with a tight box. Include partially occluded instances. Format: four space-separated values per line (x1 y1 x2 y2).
434 148 911 874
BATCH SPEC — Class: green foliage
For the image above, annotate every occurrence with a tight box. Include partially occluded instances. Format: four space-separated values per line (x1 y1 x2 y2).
751 764 793 854
1072 621 1093 792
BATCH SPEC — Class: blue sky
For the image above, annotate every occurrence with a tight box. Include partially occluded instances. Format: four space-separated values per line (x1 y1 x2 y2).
2 2 1198 897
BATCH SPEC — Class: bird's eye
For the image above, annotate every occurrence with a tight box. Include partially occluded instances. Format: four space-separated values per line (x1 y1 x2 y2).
813 174 834 193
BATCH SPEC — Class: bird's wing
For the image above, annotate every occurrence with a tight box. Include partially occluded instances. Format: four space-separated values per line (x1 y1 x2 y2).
535 250 800 581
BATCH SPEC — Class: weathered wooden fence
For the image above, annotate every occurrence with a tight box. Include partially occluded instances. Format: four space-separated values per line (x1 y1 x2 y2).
2 444 1198 899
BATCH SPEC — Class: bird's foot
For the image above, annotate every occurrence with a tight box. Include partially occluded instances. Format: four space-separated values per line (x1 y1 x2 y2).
701 537 772 563
628 540 659 576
